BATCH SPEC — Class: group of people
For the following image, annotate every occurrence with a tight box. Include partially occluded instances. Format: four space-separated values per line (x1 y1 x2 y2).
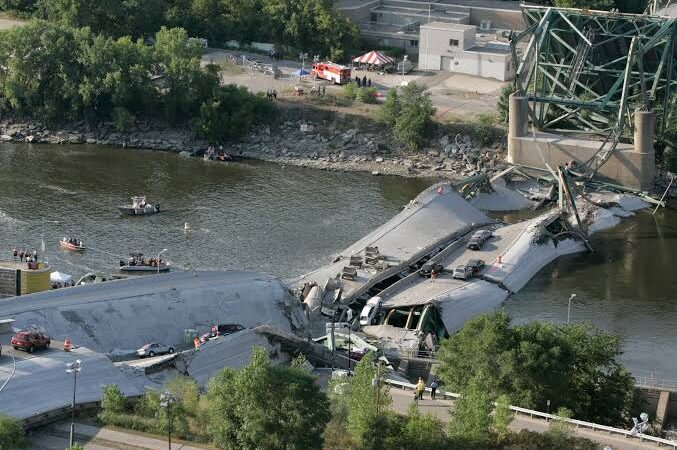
355 76 372 88
63 237 84 247
415 377 441 401
12 248 39 263
51 280 75 289
124 256 164 267
266 89 278 101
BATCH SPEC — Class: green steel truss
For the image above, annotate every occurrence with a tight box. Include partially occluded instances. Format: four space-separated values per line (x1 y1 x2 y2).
510 5 676 176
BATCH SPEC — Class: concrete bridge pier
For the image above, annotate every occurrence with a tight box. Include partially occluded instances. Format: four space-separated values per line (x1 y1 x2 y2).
507 94 656 190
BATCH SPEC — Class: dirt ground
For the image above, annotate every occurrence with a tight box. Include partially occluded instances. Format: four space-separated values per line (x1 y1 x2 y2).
201 48 507 121
0 16 25 30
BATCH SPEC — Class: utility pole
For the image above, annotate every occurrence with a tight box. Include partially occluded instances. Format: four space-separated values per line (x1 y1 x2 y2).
66 360 82 448
567 293 576 324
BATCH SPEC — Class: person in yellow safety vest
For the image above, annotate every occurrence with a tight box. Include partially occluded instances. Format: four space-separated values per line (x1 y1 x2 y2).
415 377 426 401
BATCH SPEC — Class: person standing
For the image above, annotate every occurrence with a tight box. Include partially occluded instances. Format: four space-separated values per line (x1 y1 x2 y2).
19 249 24 262
362 75 367 87
415 377 426 401
12 248 17 261
356 76 361 87
431 379 439 400
367 78 372 87
33 249 38 262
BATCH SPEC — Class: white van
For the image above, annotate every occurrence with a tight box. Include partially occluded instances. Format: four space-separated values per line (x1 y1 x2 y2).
360 296 382 327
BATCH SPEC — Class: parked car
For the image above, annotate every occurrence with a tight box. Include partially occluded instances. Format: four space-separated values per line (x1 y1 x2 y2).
452 265 473 280
136 343 175 358
11 331 50 353
466 259 485 274
467 229 493 250
419 262 444 277
360 296 382 327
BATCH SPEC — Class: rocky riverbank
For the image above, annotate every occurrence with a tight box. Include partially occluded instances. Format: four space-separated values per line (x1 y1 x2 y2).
0 115 508 181
230 120 508 180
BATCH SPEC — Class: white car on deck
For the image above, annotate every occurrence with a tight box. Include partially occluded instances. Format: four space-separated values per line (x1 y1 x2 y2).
137 342 175 358
360 296 382 326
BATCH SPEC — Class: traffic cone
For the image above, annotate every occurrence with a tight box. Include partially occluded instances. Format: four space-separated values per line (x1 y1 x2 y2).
64 339 71 352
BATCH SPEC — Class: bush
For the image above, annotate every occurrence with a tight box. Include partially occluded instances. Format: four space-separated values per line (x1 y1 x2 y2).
355 87 377 104
504 429 597 450
497 85 513 122
342 83 357 100
101 384 126 414
111 107 135 132
376 83 434 149
0 414 26 449
195 84 274 144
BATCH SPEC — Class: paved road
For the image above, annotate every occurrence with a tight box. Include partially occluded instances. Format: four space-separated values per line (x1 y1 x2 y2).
390 389 670 450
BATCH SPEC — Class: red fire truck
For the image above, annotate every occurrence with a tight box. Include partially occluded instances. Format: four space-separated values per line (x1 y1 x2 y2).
311 62 352 85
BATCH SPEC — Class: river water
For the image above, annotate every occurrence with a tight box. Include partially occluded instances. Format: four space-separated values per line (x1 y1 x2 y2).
1 143 675 378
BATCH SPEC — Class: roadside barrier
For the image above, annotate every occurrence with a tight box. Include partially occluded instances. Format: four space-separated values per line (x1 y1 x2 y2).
384 379 677 448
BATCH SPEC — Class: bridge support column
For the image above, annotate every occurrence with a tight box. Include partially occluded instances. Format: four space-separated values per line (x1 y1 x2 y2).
508 94 528 164
631 109 656 190
656 390 670 431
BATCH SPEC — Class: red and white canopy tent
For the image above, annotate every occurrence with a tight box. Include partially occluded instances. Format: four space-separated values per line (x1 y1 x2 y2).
352 51 395 66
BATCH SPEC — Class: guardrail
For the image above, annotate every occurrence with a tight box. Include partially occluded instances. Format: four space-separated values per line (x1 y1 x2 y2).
384 379 677 448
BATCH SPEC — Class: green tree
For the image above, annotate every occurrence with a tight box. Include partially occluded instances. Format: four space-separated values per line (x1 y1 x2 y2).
493 394 513 443
195 84 273 144
400 402 446 450
0 414 26 449
379 89 400 127
101 384 126 414
206 347 330 450
497 84 512 122
448 373 495 446
153 26 218 124
437 311 635 426
343 352 391 445
391 82 435 148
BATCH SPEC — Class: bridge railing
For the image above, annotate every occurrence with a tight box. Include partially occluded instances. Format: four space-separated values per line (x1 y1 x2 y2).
384 379 677 449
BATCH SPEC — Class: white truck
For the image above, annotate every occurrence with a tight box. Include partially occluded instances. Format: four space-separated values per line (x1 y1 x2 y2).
360 296 382 327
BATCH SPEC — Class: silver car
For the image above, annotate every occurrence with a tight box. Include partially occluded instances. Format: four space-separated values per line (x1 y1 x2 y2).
137 342 175 358
452 265 473 280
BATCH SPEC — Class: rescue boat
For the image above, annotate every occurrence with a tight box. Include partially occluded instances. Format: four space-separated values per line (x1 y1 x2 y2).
59 239 85 252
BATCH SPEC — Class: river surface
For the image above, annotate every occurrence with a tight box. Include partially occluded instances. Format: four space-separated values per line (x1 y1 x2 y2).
1 143 676 378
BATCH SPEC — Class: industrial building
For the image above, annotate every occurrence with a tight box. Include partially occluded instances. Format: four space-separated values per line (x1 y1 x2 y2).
339 0 525 57
417 21 515 80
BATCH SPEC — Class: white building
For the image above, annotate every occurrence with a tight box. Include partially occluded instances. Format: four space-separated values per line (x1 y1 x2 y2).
418 21 515 81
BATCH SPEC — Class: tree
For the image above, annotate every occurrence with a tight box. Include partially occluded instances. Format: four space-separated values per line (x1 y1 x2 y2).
0 414 26 449
448 373 495 446
400 402 446 450
195 84 273 144
493 394 513 443
437 311 635 426
101 384 126 414
551 0 615 9
377 89 400 127
393 83 435 148
206 347 330 450
496 85 512 123
343 352 391 445
153 26 219 124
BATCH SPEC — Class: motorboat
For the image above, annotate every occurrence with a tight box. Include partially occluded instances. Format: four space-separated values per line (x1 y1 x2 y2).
75 272 130 286
59 238 85 252
119 253 170 273
117 196 160 215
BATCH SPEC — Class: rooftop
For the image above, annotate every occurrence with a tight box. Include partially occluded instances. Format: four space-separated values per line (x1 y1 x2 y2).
421 21 477 31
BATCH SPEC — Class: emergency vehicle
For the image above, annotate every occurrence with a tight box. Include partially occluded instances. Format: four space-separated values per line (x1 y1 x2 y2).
311 62 352 85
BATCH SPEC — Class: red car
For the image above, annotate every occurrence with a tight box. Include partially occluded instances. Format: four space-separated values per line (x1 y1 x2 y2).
11 331 51 353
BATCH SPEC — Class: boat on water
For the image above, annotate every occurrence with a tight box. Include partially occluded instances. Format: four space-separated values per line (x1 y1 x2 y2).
59 238 85 252
118 196 160 215
119 253 170 273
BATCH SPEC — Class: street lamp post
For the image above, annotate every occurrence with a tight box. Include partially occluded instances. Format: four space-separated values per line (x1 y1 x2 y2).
567 293 577 324
160 390 175 450
157 248 168 275
66 359 82 447
347 308 353 374
371 360 384 415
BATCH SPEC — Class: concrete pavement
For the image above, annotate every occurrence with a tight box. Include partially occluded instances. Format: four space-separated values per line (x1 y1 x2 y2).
390 389 670 450
30 422 212 450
